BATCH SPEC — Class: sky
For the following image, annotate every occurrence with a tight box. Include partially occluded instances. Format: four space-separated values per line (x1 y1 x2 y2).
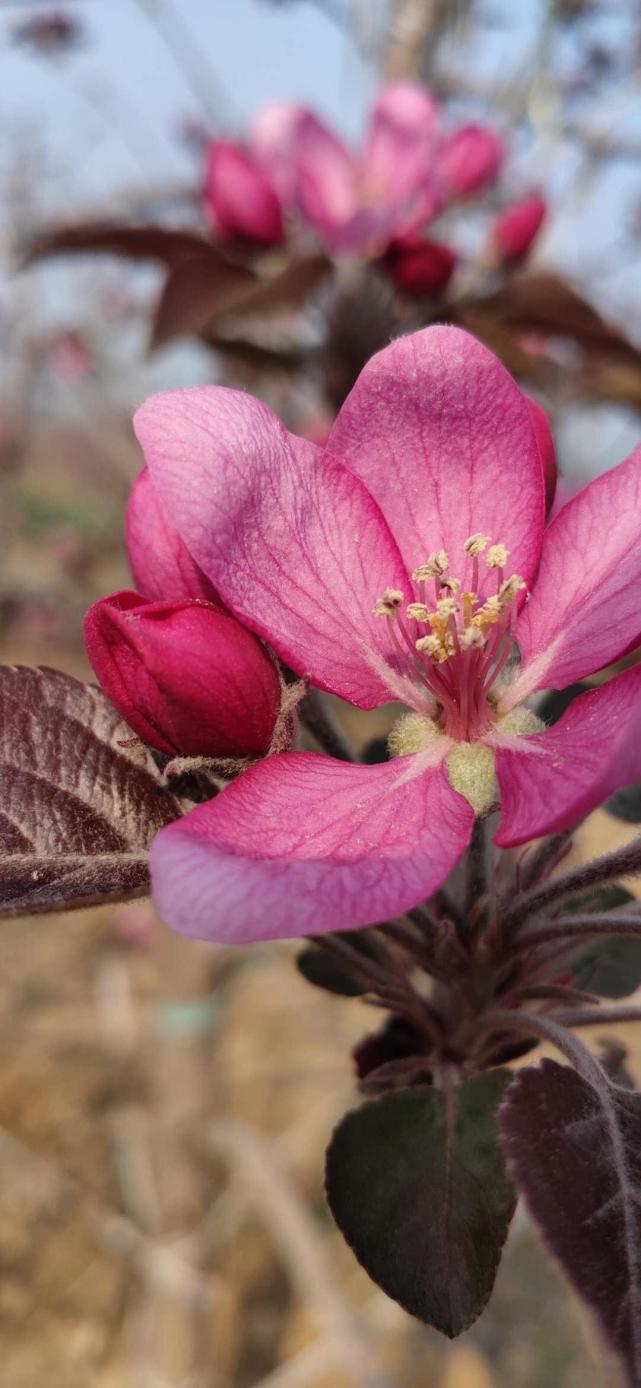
2 0 641 477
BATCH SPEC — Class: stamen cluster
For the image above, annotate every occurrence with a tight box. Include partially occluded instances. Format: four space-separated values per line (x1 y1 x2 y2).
374 535 525 741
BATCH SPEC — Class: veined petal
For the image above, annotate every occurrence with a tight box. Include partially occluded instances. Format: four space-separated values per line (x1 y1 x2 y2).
325 325 545 592
362 82 439 208
134 388 407 709
150 751 472 942
506 444 641 706
126 466 217 603
495 665 641 846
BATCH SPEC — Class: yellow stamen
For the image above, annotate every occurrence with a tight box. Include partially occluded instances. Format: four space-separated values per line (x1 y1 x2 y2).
406 602 430 622
412 550 449 581
373 587 404 616
487 543 509 569
464 533 490 557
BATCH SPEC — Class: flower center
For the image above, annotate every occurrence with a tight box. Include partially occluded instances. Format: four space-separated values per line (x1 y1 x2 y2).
374 534 525 743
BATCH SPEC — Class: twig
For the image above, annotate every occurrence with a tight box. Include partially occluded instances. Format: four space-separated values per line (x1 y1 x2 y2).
209 1120 387 1388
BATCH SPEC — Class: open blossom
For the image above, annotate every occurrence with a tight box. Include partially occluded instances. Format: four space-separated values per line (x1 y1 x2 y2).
132 326 641 944
203 139 283 248
85 591 281 759
258 83 442 255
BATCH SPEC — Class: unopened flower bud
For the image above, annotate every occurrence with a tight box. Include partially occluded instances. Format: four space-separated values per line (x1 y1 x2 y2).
84 590 281 759
381 235 457 298
437 124 504 200
492 195 546 262
203 139 284 248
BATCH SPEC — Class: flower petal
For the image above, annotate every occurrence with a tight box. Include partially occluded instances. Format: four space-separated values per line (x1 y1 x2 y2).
362 82 439 208
506 444 641 706
495 665 641 846
325 325 545 591
134 387 407 708
291 111 357 244
126 466 217 603
150 751 473 942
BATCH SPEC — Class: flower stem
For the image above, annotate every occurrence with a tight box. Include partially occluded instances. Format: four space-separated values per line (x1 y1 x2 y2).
503 909 641 957
499 836 641 938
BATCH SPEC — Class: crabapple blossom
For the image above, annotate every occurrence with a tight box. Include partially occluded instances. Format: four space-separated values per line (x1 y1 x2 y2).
131 326 641 942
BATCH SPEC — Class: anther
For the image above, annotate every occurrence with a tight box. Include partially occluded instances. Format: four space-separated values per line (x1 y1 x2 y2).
487 543 509 568
406 602 430 621
412 550 449 581
498 575 525 603
464 533 490 556
373 588 404 616
435 597 459 619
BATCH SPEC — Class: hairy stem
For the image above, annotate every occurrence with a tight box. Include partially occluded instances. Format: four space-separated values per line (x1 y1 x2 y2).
500 836 641 938
503 909 641 957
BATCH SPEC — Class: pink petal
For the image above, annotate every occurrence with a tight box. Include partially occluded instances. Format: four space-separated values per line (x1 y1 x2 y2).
134 388 407 709
525 395 557 514
507 444 641 705
150 751 473 942
291 111 358 245
126 466 217 603
362 82 439 208
203 140 283 247
495 664 641 845
250 101 304 202
325 325 545 592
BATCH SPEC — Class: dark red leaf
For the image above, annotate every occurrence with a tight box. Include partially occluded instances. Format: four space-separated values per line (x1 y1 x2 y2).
23 222 216 269
500 1058 641 1385
0 666 180 915
150 251 256 349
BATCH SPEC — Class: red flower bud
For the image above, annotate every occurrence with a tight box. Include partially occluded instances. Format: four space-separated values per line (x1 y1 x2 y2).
126 467 217 603
492 195 546 261
84 591 281 759
436 124 504 200
203 140 284 248
381 235 457 296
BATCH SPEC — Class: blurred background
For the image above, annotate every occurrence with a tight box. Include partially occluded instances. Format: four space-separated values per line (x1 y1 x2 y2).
2 1 641 1384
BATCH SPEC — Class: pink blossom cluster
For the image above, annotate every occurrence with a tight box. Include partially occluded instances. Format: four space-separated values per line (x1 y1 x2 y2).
86 326 641 947
201 84 546 293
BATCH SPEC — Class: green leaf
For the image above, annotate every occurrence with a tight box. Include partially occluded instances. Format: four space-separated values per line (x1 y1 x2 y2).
564 884 635 915
572 937 641 998
606 782 641 823
296 946 367 997
325 1071 516 1337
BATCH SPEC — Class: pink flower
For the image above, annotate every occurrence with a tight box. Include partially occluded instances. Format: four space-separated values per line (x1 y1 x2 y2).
381 234 457 296
203 139 283 248
435 123 504 200
84 590 281 759
276 83 442 254
133 326 641 943
491 194 547 261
